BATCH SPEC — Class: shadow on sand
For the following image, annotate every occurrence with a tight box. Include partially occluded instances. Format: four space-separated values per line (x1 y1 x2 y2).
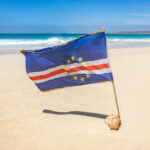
43 109 108 119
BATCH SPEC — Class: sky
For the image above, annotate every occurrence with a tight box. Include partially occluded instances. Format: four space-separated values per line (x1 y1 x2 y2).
0 0 150 33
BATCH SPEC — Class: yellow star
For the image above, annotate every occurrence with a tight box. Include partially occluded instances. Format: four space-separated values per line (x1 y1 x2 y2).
89 71 93 74
71 56 75 60
80 77 85 82
78 57 83 62
86 74 90 78
63 65 67 70
67 72 70 76
73 76 77 80
67 59 71 63
85 62 89 66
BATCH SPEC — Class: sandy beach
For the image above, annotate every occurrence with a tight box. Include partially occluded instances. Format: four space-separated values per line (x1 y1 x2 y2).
0 47 150 150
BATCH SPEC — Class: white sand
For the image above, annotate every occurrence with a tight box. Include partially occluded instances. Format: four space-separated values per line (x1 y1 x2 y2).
0 47 150 150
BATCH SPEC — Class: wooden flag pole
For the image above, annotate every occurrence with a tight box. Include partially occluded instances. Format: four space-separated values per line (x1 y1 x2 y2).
102 27 121 117
112 80 121 118
105 80 121 130
102 27 121 130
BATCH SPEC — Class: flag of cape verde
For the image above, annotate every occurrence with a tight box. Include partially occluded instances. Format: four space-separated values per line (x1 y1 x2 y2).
21 29 113 92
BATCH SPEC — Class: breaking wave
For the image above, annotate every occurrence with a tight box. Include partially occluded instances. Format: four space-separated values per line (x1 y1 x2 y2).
0 37 74 48
107 38 150 42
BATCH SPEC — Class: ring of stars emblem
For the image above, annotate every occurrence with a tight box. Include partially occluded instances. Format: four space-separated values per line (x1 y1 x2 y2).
63 56 93 82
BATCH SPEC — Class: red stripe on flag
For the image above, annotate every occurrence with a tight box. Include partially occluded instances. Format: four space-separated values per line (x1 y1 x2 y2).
30 69 65 80
30 63 110 81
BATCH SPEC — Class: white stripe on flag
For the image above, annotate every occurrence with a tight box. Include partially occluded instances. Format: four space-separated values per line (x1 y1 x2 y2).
34 68 111 84
28 58 109 77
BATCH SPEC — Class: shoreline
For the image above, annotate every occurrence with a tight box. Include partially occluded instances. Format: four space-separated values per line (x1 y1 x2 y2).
1 43 150 55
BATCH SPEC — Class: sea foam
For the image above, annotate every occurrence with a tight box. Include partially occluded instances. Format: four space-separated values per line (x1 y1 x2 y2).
107 38 150 42
0 37 73 48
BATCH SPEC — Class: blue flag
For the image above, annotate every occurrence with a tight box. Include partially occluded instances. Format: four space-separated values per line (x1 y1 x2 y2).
21 29 113 92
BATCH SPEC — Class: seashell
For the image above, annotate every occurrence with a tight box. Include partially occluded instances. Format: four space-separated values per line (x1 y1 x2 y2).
105 115 121 130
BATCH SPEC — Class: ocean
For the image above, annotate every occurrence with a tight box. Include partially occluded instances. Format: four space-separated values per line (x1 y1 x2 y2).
0 34 150 54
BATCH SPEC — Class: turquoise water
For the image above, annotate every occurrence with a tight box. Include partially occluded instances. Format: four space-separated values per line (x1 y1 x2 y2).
0 34 83 40
1 33 150 39
107 34 150 39
0 34 150 53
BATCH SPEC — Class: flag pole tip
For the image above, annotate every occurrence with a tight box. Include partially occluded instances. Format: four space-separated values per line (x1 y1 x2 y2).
105 114 121 130
101 28 105 32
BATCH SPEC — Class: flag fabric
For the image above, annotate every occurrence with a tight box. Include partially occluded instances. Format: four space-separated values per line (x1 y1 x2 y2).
21 29 113 92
